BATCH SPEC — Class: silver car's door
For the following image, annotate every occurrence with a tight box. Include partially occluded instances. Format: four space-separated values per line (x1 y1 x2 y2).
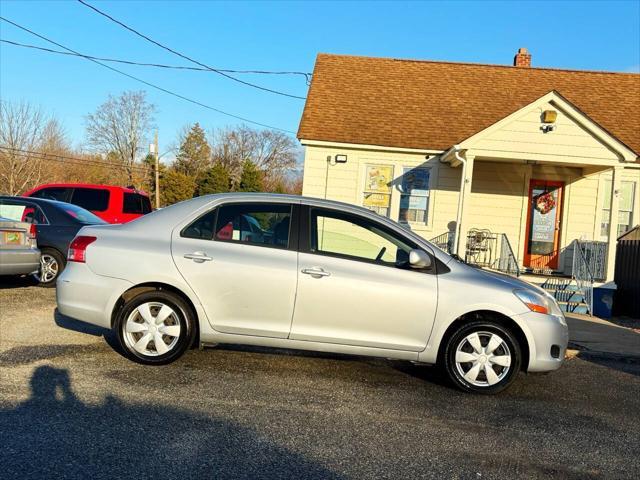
290 207 437 352
172 201 298 338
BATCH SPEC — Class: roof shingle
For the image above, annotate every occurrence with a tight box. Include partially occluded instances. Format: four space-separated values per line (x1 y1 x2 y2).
298 54 640 157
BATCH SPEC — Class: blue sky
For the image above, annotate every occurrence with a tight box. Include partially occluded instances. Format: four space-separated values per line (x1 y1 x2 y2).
1 0 639 157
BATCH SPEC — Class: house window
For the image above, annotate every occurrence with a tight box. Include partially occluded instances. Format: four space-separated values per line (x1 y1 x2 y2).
601 181 635 238
399 167 430 224
362 165 393 217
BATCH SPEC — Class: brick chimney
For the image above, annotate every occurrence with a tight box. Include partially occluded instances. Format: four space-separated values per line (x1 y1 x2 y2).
513 47 531 67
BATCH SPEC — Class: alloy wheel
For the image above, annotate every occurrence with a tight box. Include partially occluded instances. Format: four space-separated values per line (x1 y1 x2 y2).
454 331 512 387
34 254 59 283
123 302 182 357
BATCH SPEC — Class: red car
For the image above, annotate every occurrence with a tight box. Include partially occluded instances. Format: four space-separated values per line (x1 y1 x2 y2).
23 183 152 224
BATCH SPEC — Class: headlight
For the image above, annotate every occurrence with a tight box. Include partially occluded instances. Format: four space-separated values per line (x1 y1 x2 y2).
513 289 557 315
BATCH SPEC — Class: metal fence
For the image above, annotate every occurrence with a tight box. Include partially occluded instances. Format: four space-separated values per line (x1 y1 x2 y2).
429 231 455 254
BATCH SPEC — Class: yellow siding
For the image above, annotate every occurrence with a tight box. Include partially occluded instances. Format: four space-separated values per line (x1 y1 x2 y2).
472 101 621 162
302 143 639 274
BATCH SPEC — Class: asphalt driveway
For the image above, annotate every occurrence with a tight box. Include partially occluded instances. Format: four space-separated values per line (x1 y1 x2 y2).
1 282 639 479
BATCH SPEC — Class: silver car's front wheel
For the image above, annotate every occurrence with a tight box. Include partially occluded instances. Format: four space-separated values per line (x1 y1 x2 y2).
444 321 522 394
454 331 512 387
115 291 196 365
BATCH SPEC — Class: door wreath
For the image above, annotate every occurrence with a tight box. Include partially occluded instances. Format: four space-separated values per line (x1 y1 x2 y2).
534 192 556 215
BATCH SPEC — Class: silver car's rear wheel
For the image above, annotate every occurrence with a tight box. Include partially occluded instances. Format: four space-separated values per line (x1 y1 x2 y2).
115 291 196 365
454 331 512 387
123 302 182 357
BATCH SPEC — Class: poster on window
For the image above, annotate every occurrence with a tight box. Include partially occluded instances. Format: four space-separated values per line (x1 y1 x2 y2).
364 165 393 194
401 168 430 196
531 190 557 243
363 193 391 207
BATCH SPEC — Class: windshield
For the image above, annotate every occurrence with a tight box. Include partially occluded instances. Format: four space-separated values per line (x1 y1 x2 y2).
60 203 106 224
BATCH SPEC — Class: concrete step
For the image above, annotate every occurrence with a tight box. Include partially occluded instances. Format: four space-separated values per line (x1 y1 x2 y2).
558 301 589 315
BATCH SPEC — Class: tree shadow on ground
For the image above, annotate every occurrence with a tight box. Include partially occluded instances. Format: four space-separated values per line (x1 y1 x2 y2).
0 365 342 480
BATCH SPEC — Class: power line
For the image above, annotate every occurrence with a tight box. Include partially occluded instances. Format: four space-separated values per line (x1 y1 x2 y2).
77 0 306 100
0 17 296 134
0 38 312 83
0 146 152 173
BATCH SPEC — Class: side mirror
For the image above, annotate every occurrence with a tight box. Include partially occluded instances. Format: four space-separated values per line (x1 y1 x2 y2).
409 249 432 269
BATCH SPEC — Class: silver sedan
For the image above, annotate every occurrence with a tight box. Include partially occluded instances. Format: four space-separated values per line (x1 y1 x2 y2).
57 193 568 394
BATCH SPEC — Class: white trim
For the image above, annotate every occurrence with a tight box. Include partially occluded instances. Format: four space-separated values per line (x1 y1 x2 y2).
299 138 443 156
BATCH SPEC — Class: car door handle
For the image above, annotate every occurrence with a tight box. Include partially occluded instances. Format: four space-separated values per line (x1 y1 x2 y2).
301 267 331 278
184 252 213 263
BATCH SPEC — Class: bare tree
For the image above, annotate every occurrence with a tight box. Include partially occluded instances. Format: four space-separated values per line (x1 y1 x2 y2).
209 125 299 187
85 91 155 184
0 100 49 195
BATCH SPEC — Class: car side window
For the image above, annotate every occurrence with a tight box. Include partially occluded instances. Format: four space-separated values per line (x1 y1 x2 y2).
32 187 70 202
182 210 217 240
214 203 292 248
310 208 416 266
123 193 152 214
71 188 110 212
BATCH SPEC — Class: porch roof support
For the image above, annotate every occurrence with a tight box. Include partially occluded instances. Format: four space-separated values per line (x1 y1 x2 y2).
606 166 623 281
441 146 474 256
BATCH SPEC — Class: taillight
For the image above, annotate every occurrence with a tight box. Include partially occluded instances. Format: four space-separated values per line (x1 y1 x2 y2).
29 224 37 239
68 236 97 263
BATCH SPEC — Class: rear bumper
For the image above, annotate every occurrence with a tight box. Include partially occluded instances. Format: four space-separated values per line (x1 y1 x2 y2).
514 311 569 372
56 262 132 329
0 248 41 275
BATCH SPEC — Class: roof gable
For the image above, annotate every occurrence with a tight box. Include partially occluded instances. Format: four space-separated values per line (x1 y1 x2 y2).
457 91 638 163
298 54 640 158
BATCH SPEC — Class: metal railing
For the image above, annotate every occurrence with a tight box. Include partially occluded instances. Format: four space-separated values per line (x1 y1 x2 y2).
429 231 455 254
572 240 594 315
464 229 520 277
497 233 521 277
578 241 608 281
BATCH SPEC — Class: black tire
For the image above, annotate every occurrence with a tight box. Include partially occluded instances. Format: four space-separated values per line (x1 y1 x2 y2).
443 320 522 394
114 290 196 365
34 247 65 287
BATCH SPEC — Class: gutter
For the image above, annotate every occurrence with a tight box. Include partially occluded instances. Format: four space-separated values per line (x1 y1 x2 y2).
440 145 468 255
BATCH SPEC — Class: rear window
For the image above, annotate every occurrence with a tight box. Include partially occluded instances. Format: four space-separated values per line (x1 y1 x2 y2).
123 193 152 215
60 204 105 225
71 188 110 212
31 187 70 202
0 202 47 224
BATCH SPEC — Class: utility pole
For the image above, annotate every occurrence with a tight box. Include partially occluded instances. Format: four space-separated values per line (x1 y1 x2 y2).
154 131 160 209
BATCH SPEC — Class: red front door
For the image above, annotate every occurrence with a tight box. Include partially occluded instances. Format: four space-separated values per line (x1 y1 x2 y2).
524 180 564 271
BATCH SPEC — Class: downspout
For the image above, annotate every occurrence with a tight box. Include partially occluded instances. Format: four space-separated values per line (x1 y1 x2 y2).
440 145 468 255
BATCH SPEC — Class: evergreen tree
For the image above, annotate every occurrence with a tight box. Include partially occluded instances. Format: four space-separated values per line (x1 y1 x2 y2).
160 168 195 206
195 163 232 196
238 160 264 192
174 123 211 177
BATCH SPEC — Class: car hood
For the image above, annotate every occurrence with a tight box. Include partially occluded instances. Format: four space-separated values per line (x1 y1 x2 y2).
474 267 547 296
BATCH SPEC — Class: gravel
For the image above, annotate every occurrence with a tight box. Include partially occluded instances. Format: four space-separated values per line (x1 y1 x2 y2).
1 282 639 479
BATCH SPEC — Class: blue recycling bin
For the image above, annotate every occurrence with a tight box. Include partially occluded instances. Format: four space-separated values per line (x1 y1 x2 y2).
592 283 616 319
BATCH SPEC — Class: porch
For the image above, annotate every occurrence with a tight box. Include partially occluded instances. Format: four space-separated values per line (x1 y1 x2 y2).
436 91 638 285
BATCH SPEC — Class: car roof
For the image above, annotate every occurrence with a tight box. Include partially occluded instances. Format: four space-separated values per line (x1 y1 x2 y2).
0 195 72 207
26 183 148 195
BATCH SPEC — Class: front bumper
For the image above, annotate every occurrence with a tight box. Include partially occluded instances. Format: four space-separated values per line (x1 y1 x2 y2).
57 262 132 329
0 248 40 275
514 311 569 372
